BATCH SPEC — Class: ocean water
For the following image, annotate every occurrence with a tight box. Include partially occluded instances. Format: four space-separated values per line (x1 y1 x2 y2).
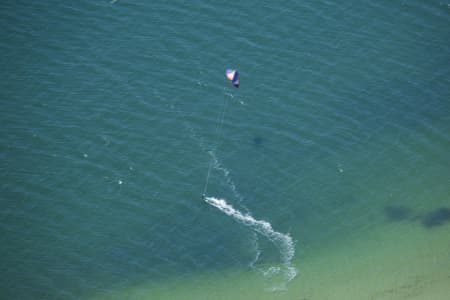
1 1 449 299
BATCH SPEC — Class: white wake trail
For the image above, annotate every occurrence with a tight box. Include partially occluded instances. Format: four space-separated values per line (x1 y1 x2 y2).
205 196 297 289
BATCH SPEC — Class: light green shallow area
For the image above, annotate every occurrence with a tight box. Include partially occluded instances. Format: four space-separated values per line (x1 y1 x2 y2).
89 221 449 300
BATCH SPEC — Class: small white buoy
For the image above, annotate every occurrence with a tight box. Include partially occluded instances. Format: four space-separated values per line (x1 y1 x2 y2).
118 180 123 185
83 153 88 158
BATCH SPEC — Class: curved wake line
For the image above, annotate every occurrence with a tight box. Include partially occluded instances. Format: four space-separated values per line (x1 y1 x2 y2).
176 97 297 288
205 196 297 288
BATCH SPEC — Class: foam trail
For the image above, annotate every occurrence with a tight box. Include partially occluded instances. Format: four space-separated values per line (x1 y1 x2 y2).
248 232 262 268
175 104 297 286
205 196 297 289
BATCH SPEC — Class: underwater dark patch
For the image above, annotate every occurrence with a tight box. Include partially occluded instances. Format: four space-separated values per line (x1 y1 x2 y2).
422 207 450 228
383 205 412 222
252 136 263 147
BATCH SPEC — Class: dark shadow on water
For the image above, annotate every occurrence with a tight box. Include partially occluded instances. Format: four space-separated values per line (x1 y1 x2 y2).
383 205 450 229
383 205 412 222
422 207 450 228
252 136 263 147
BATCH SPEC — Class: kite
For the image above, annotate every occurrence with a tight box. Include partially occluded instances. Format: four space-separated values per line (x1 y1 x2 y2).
226 69 240 88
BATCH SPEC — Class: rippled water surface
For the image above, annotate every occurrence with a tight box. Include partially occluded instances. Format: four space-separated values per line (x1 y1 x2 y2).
1 1 449 299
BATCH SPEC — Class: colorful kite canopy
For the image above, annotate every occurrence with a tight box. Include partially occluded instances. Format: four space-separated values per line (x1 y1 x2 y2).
226 69 240 88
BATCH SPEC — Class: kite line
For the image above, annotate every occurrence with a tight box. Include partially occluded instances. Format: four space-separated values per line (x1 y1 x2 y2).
202 93 231 198
201 68 239 198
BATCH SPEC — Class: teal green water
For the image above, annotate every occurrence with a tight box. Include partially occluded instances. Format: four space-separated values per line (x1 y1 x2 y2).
1 1 450 299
